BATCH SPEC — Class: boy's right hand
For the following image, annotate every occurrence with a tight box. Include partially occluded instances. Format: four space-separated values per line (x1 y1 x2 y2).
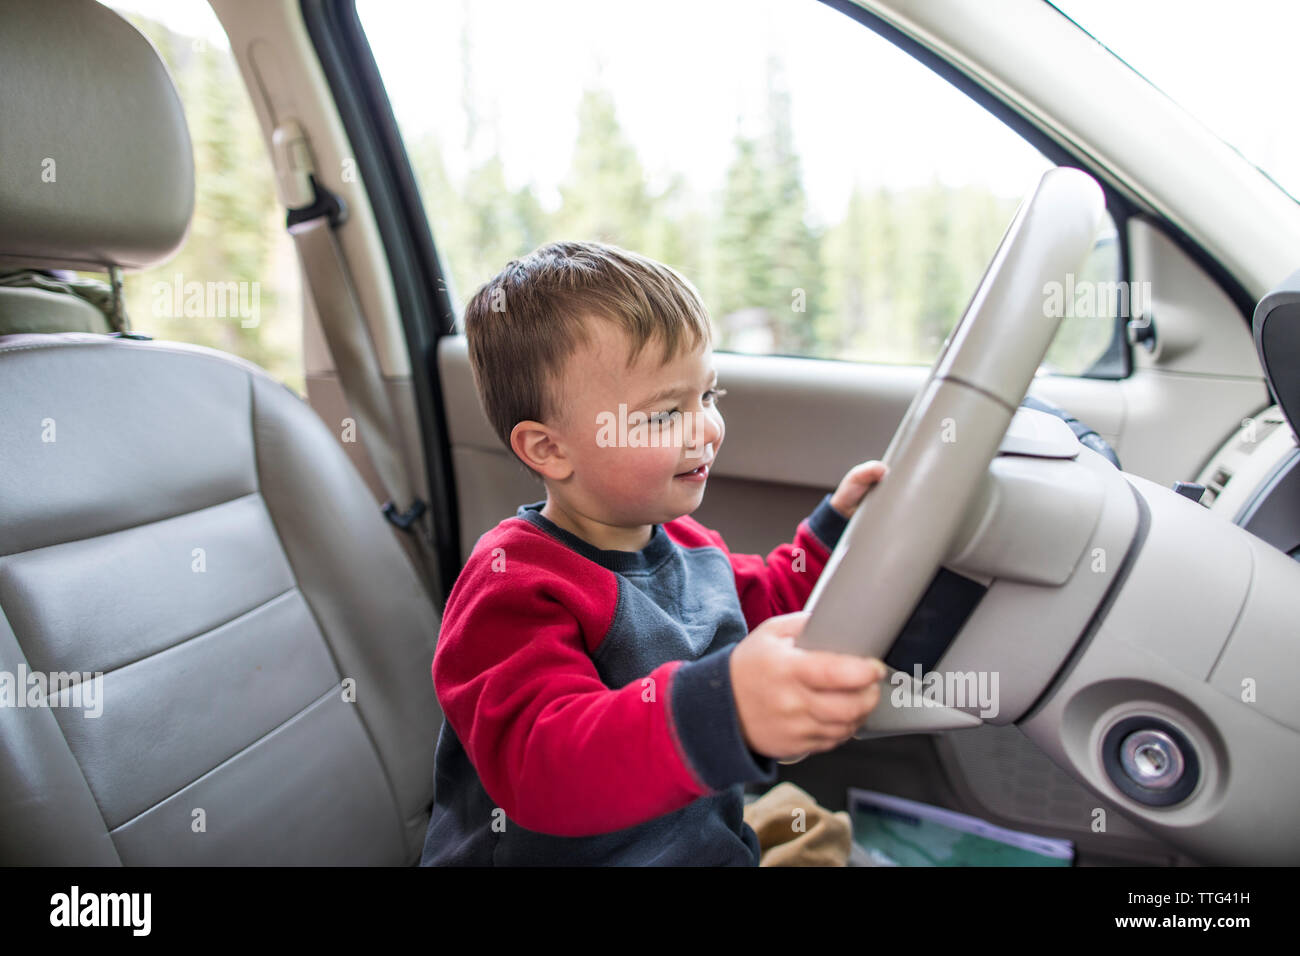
729 610 887 761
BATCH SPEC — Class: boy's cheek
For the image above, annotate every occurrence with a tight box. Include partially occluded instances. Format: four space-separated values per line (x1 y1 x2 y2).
610 449 683 487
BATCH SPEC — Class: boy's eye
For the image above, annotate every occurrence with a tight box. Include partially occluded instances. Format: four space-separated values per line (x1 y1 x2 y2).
648 410 683 427
647 388 726 426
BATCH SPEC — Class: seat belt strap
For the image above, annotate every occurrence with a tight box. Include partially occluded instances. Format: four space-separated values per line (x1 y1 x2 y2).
287 173 440 597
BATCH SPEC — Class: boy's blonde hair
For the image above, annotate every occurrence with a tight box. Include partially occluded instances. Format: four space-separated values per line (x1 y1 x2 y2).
463 240 713 466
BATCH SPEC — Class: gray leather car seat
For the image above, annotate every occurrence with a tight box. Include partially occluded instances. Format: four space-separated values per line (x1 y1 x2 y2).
0 0 442 864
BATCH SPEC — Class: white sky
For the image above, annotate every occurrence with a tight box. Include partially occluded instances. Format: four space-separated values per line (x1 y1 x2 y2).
105 0 1300 219
356 0 1055 220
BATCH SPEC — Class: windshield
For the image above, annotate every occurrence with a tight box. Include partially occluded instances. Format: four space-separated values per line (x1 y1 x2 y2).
1047 0 1300 203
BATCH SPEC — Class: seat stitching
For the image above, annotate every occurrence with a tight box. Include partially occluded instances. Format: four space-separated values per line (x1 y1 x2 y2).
0 491 261 559
0 603 125 865
0 337 283 384
105 682 344 834
246 373 413 858
88 585 299 680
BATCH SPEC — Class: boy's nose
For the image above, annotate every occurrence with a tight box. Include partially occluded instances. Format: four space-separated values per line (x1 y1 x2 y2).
688 411 722 455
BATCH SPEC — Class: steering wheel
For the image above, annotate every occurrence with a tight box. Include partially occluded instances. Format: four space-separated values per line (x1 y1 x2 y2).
798 168 1106 678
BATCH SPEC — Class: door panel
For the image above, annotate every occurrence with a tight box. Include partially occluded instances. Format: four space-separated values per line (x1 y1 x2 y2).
439 331 1261 552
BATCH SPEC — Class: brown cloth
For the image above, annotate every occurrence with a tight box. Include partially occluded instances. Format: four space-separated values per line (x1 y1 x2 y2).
742 782 853 866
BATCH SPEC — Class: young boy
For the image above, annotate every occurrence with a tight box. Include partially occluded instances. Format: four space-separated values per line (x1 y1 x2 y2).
420 240 888 866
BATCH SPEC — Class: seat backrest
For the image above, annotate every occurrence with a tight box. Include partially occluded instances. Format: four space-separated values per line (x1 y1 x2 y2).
0 0 441 864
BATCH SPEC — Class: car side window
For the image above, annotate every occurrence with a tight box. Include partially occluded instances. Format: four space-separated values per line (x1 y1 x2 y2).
99 1 304 394
359 0 1122 377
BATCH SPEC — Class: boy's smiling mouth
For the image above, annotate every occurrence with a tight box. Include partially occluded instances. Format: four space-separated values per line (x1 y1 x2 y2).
674 460 712 480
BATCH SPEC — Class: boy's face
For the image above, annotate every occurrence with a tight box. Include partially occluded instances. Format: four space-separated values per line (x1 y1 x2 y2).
514 317 724 541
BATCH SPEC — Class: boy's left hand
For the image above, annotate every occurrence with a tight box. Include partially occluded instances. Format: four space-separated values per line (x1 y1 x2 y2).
829 460 888 520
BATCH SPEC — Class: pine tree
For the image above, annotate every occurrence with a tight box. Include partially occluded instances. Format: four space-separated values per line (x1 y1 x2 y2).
714 56 822 356
555 88 652 250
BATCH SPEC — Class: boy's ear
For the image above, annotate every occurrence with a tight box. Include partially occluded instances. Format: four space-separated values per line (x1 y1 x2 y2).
510 420 572 480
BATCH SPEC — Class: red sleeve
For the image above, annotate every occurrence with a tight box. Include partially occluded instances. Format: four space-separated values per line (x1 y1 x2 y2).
693 494 850 631
432 528 772 837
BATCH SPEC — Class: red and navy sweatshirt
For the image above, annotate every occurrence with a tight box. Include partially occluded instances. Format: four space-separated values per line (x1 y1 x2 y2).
419 494 849 866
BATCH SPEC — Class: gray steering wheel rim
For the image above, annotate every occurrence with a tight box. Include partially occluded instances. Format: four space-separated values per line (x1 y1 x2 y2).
797 168 1107 666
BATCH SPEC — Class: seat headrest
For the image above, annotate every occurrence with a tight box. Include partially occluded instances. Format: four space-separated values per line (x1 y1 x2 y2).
0 0 195 272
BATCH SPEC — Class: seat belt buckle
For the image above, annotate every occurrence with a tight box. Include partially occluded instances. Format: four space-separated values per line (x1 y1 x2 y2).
383 498 427 531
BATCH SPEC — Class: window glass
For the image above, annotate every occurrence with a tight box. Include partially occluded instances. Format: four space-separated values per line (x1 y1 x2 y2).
94 1 304 394
361 0 1118 374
